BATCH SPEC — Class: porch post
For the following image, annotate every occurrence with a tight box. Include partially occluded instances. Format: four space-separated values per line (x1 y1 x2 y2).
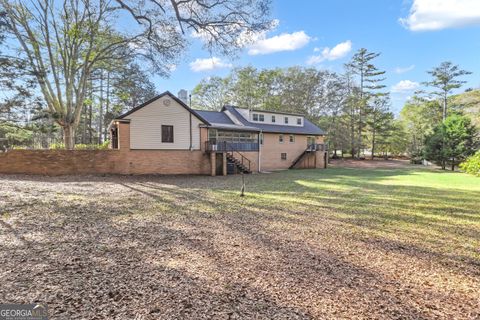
222 152 227 176
210 152 216 176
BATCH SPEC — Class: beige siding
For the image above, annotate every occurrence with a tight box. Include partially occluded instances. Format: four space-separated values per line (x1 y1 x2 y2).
124 95 203 150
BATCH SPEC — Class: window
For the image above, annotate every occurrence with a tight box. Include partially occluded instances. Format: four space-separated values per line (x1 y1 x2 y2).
161 125 174 143
252 113 259 121
289 135 295 143
271 115 276 123
260 133 264 145
297 118 302 125
281 153 287 160
279 134 284 143
259 114 265 122
284 117 289 124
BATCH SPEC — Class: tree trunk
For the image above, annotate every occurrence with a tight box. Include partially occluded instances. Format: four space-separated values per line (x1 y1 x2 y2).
371 127 376 160
104 71 110 142
443 92 447 122
63 125 75 150
98 71 104 144
451 158 455 171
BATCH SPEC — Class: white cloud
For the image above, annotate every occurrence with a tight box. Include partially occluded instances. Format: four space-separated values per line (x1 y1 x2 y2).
248 31 311 55
306 40 352 65
400 0 480 31
391 80 420 93
189 57 233 72
394 65 415 74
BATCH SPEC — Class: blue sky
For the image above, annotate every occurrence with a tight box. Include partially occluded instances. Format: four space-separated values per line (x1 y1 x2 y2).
154 0 480 113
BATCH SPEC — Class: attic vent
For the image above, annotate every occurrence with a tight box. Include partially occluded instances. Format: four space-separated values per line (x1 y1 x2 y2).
163 99 171 106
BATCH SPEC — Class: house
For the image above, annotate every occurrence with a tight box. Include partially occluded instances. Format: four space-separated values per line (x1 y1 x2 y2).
109 91 327 175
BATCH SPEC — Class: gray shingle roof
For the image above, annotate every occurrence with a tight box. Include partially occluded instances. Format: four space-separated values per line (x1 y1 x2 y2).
195 110 260 132
194 110 233 125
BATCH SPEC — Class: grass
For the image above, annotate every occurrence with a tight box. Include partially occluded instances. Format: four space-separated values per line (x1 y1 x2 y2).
1 166 479 319
232 168 480 262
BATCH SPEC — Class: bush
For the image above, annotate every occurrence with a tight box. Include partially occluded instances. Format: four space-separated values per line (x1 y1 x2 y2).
49 141 110 150
460 151 480 177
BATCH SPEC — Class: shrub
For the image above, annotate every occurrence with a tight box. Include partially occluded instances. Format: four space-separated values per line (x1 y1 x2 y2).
460 151 480 177
49 141 110 150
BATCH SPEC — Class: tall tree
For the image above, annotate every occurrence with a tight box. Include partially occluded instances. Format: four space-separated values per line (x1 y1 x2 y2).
400 96 443 159
366 95 393 159
423 62 472 122
1 0 273 149
192 76 233 110
346 48 386 158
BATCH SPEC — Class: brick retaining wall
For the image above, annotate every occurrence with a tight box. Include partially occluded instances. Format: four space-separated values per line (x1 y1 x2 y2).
0 149 211 175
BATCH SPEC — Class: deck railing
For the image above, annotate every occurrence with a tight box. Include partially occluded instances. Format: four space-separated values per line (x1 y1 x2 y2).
306 143 326 152
205 140 259 152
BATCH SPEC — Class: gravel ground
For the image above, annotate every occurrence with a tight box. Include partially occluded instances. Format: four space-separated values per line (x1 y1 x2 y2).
0 171 479 319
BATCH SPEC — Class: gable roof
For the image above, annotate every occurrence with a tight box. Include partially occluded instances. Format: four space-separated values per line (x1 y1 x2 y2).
222 106 325 135
115 91 210 125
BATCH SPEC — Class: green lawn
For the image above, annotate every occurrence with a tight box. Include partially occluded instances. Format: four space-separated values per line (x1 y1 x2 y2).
231 167 480 263
1 166 479 319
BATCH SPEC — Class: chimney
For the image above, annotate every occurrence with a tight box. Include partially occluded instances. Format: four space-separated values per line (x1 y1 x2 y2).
178 89 188 105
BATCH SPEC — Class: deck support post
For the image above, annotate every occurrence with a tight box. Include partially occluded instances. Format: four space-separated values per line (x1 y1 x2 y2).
210 152 216 176
222 153 227 176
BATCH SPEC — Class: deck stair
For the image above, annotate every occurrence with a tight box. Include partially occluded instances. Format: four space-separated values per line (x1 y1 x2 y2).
226 153 252 174
289 144 322 169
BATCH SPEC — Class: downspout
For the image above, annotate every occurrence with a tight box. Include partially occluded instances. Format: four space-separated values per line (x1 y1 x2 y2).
189 94 193 151
258 130 262 173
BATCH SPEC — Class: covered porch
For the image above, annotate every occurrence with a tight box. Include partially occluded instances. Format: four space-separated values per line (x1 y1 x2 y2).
204 128 259 176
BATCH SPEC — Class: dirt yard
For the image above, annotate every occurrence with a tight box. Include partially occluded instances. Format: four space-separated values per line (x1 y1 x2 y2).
1 167 479 319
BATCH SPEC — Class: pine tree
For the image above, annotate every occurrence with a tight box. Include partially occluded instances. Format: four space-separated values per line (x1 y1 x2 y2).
346 48 386 158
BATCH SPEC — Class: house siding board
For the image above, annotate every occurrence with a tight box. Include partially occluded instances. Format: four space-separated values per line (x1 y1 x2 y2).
125 95 202 150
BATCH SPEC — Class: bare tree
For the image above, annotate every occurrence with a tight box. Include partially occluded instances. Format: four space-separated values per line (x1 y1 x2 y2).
1 0 272 148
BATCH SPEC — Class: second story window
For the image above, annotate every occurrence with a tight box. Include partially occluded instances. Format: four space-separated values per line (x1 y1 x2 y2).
259 114 264 122
271 115 276 123
284 117 289 124
297 118 302 125
252 114 259 121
